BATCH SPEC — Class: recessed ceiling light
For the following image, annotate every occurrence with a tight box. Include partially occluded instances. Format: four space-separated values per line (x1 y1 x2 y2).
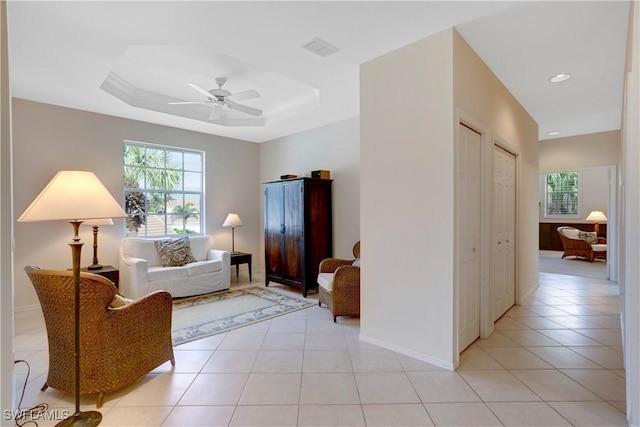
548 131 561 136
550 73 571 83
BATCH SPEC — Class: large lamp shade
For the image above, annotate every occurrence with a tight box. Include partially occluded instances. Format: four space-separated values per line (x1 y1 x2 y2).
18 171 126 222
585 210 607 236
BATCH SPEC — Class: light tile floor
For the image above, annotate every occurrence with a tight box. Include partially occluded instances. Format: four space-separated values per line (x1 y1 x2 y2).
13 271 627 426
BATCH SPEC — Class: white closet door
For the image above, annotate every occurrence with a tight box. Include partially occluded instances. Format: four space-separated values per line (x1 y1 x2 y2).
457 123 482 352
493 146 516 321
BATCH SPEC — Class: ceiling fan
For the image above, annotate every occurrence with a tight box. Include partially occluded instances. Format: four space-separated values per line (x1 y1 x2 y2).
169 77 263 120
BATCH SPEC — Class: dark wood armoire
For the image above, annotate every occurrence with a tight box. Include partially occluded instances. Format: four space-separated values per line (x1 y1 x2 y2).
263 177 332 297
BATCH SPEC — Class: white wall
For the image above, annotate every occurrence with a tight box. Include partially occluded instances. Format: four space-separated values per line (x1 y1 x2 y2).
620 1 639 425
361 30 457 368
12 99 261 310
360 28 539 369
0 1 15 420
452 29 540 311
259 117 360 262
539 130 620 173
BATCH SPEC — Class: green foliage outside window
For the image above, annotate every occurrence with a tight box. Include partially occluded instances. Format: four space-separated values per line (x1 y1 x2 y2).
123 142 204 236
546 172 578 216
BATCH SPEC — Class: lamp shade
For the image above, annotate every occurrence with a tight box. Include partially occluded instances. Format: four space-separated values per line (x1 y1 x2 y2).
18 171 126 222
81 218 114 227
222 213 243 227
585 210 607 222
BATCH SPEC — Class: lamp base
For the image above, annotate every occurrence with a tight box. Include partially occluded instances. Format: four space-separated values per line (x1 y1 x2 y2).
56 411 102 427
87 264 103 270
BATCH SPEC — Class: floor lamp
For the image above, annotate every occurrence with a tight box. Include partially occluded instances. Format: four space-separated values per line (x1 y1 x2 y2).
18 171 126 427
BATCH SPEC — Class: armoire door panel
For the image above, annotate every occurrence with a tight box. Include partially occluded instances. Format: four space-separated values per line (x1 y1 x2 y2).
264 184 284 278
283 181 303 283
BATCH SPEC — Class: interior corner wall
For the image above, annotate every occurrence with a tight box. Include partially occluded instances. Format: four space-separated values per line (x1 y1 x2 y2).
360 29 456 368
11 99 261 310
452 29 540 305
258 117 361 266
620 1 639 425
539 130 620 173
1 0 15 420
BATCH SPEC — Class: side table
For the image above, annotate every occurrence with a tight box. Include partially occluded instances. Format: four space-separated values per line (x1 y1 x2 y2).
81 265 119 288
230 252 252 282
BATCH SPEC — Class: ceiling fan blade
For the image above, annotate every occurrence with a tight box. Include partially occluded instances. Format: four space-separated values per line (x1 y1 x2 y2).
169 101 210 105
227 89 260 102
187 82 214 99
209 105 224 120
226 101 263 116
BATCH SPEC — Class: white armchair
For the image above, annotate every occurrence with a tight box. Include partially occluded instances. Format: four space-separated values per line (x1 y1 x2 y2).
119 235 230 299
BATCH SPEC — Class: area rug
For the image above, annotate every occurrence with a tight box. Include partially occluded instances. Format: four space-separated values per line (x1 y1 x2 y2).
171 287 315 346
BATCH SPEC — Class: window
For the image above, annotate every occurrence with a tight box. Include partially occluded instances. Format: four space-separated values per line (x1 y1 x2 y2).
545 172 578 216
123 141 204 237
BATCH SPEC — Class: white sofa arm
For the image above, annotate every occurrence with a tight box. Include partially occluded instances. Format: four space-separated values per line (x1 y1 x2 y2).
208 249 230 288
119 253 149 299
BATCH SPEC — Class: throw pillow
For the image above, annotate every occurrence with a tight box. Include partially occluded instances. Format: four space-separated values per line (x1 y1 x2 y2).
352 257 361 267
155 237 197 267
579 231 598 245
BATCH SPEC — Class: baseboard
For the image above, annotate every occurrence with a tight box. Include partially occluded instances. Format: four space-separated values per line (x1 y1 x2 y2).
358 332 455 371
518 281 539 304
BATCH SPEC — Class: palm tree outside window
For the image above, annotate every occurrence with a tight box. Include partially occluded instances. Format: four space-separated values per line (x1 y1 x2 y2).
123 141 204 236
545 172 579 217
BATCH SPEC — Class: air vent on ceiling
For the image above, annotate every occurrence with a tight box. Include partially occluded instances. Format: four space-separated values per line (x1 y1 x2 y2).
302 37 339 58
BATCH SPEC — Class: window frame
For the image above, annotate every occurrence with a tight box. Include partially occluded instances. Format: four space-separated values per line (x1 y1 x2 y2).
544 171 579 218
123 140 205 237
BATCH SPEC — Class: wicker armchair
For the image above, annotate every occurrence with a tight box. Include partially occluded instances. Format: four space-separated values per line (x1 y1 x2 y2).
24 266 175 408
557 226 607 262
317 241 360 322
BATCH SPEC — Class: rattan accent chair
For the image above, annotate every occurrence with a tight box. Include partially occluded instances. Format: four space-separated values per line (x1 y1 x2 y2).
24 266 175 408
317 241 361 322
557 226 607 262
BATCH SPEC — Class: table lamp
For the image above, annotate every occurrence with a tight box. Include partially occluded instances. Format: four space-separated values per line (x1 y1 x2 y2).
222 213 243 253
81 218 114 270
18 171 126 427
585 210 607 235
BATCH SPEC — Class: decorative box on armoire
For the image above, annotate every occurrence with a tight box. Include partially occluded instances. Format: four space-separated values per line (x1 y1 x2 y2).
263 177 333 297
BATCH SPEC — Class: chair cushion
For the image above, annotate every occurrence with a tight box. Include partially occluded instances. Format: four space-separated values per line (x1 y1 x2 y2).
562 228 581 239
592 244 607 252
317 272 334 292
579 231 598 244
148 265 188 281
121 238 164 266
185 260 222 276
188 236 214 261
110 294 134 308
352 257 361 267
155 237 197 267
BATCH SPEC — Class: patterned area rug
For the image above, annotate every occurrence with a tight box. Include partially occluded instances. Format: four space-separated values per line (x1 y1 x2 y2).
171 287 315 346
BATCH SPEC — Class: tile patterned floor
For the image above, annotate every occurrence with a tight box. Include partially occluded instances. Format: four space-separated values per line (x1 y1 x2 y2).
13 271 626 426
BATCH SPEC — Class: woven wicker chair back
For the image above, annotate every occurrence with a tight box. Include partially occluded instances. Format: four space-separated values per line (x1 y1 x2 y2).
24 265 175 407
